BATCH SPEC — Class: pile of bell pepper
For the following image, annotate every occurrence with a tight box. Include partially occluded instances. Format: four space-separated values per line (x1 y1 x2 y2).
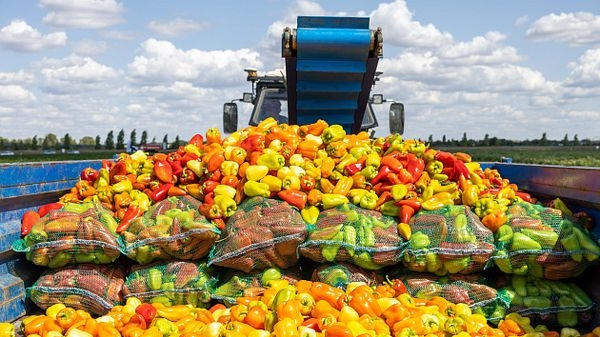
52 117 535 238
19 275 588 337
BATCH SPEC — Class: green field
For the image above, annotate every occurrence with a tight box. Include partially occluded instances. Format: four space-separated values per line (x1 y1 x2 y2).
1 146 599 167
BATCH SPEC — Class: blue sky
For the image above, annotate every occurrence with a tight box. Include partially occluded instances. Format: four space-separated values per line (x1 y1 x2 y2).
1 0 600 144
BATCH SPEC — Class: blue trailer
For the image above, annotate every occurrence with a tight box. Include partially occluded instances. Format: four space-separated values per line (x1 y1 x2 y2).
1 159 599 323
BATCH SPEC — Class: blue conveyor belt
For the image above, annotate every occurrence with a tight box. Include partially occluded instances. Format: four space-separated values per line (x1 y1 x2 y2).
285 16 380 133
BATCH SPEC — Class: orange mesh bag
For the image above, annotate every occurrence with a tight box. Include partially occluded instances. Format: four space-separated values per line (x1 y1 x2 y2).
299 203 403 270
119 196 220 264
27 263 124 315
208 197 307 273
402 205 495 275
13 202 121 268
492 202 600 280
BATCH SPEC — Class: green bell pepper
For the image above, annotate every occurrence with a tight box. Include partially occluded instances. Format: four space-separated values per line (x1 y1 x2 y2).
342 225 357 256
572 226 600 262
560 232 583 262
147 268 163 291
321 124 346 144
409 231 431 249
520 228 559 249
556 296 578 327
510 232 542 251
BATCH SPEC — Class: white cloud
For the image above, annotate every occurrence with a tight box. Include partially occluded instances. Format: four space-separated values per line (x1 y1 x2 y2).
439 32 522 65
40 0 125 29
72 39 108 56
565 48 600 88
37 55 120 94
147 19 207 37
0 70 35 84
0 85 36 104
0 20 66 52
526 12 600 46
127 38 263 86
370 1 453 49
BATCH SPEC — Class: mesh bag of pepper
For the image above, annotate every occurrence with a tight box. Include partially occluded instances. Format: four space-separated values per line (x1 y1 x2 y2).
207 196 307 273
389 271 511 323
119 196 221 264
491 202 600 280
310 262 384 289
298 203 403 270
211 266 302 306
401 205 495 275
122 259 217 308
12 201 121 268
27 263 124 316
498 274 597 329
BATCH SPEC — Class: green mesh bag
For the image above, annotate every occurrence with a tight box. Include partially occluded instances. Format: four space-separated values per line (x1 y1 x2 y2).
396 272 510 323
123 259 216 308
299 203 403 270
12 202 121 268
500 274 596 328
402 205 495 275
310 262 384 289
208 197 307 273
211 267 302 306
27 263 124 316
492 202 600 280
119 196 221 264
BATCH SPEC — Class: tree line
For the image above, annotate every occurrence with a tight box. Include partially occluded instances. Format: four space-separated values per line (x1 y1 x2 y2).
0 129 187 152
1 130 598 152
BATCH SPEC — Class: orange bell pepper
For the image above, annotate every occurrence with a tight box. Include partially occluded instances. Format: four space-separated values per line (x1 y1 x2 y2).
296 139 320 160
310 282 346 310
276 299 303 327
347 285 383 317
299 119 328 137
311 300 340 320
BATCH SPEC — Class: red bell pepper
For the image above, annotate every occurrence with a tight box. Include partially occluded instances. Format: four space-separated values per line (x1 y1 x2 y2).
135 303 157 325
188 133 204 148
154 160 174 184
179 167 198 184
21 210 40 236
277 189 308 210
300 175 316 192
37 202 64 217
169 160 183 178
80 167 99 182
151 183 173 202
371 165 393 185
202 180 219 195
109 160 127 183
116 205 143 233
405 154 425 182
451 159 470 181
344 162 363 176
240 134 265 152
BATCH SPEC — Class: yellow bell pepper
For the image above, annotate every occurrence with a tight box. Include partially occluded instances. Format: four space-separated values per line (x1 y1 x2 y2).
282 175 301 191
260 175 282 192
245 165 270 181
244 181 271 198
257 152 285 170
